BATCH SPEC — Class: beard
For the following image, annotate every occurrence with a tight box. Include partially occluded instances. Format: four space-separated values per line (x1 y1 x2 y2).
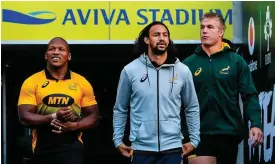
150 43 168 56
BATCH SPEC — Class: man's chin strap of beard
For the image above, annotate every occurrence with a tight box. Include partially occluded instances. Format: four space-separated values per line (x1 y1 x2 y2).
149 50 174 67
152 48 166 56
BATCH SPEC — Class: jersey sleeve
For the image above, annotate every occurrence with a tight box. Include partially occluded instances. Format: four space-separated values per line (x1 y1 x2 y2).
18 77 37 106
79 77 97 107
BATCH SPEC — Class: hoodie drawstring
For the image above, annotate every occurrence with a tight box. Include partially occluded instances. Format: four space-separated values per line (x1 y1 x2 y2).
171 66 174 94
145 55 174 92
145 58 150 86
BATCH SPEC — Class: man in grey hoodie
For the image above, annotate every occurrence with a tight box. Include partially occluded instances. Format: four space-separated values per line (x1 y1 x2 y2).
113 21 200 164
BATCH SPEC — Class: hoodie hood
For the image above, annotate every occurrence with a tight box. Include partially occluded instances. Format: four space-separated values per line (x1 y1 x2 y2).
222 38 241 54
222 38 233 48
139 53 179 68
138 53 179 92
194 41 231 56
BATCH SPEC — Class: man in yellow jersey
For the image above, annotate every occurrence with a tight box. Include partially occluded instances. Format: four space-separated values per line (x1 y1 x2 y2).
18 37 99 164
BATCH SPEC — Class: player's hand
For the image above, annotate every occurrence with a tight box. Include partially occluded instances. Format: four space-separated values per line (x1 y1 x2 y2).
250 127 263 147
117 143 132 158
51 119 78 133
182 142 195 156
56 107 73 122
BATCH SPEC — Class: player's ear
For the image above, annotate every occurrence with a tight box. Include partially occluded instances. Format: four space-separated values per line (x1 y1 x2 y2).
68 53 71 61
219 30 224 37
144 36 149 45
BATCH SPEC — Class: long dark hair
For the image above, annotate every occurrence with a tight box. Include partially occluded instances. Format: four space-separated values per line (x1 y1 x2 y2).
133 21 178 58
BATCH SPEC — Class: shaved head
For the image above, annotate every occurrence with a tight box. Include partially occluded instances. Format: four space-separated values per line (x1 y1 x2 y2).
48 37 70 52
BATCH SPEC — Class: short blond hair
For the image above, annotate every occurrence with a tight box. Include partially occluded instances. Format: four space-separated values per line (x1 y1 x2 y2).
201 12 226 31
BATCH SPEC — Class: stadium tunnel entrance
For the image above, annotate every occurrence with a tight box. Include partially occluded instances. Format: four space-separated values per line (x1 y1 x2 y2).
2 43 201 164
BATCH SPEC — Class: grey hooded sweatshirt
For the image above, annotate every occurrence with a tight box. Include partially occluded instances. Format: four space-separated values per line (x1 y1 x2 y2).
113 54 200 152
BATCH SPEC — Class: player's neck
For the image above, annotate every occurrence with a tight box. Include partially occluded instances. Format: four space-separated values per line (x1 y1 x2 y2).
202 41 222 56
47 64 68 80
147 51 167 66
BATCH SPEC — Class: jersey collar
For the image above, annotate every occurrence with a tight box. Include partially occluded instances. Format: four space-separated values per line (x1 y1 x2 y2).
45 68 71 81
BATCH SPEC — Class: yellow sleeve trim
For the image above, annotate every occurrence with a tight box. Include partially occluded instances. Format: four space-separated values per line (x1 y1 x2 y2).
188 154 197 159
130 149 134 156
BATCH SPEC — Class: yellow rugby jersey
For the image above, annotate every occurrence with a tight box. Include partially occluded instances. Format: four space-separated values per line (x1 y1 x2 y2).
18 69 97 153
